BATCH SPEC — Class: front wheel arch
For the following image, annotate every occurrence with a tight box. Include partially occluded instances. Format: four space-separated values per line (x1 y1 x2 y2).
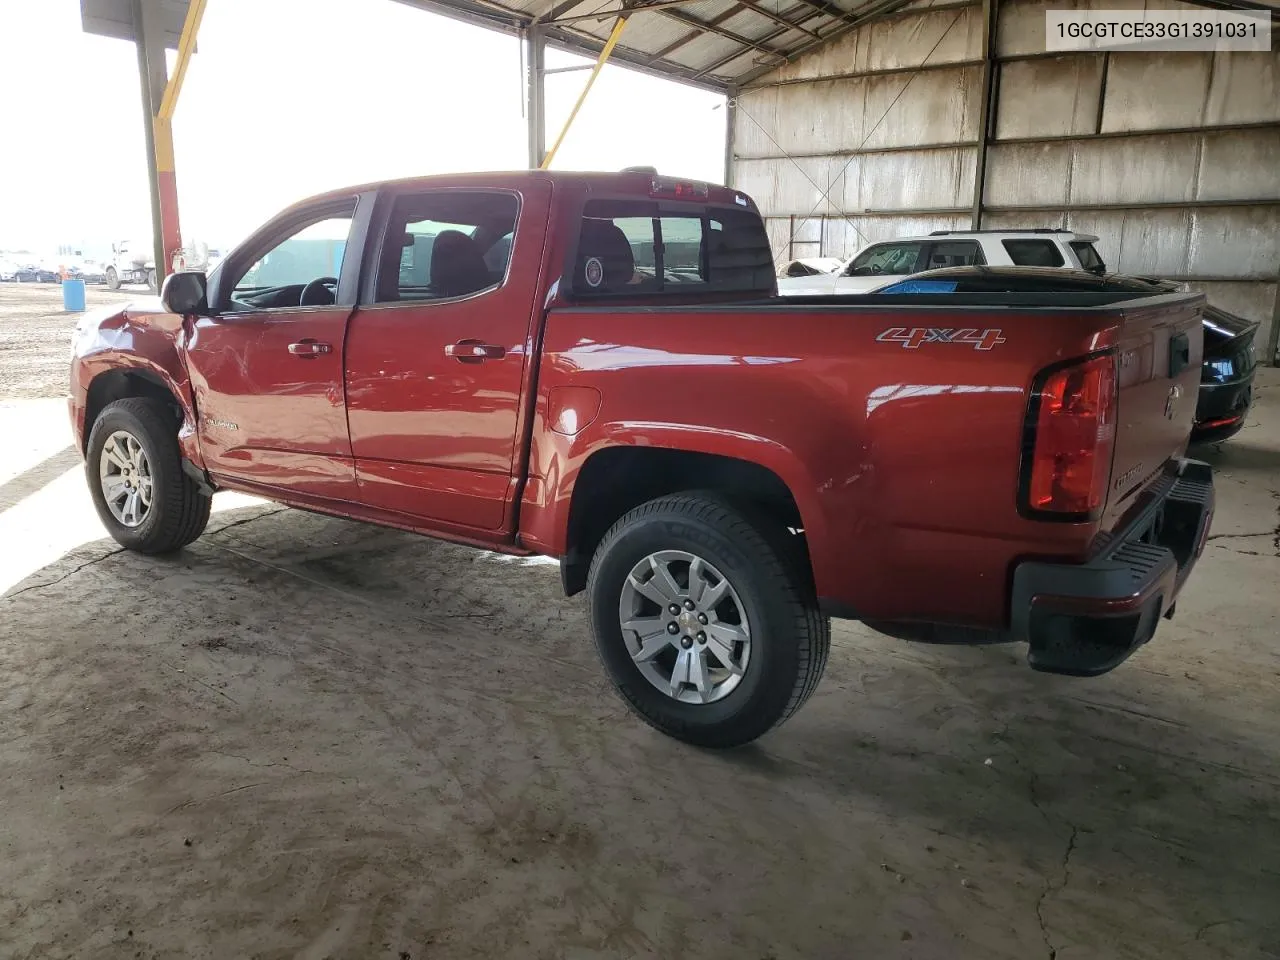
83 368 183 454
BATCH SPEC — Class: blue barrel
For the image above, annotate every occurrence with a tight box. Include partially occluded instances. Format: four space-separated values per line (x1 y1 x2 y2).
62 278 87 312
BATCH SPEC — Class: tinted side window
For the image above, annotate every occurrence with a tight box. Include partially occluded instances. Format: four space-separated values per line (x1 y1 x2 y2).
847 242 923 276
572 200 774 296
924 241 985 269
1070 241 1105 272
1003 239 1065 267
376 191 519 303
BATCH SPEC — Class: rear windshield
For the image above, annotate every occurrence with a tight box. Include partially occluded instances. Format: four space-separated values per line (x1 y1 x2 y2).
571 199 774 296
1070 241 1105 272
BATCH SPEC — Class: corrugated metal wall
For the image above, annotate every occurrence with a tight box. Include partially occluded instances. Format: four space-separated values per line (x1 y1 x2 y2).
729 0 1280 357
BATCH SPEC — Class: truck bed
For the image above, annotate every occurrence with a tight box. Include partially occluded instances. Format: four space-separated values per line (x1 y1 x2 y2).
532 288 1204 629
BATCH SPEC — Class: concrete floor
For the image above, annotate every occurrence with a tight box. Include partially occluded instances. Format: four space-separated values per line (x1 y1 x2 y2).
1 283 1278 959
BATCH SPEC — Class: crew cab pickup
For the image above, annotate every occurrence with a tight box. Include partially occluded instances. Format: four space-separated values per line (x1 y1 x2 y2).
69 171 1214 748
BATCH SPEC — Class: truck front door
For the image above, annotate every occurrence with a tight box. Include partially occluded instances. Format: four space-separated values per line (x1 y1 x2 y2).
343 183 550 532
186 194 370 501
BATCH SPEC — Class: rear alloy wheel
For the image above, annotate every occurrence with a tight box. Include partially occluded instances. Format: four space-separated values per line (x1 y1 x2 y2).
86 398 211 553
588 493 830 748
619 550 752 705
105 266 119 290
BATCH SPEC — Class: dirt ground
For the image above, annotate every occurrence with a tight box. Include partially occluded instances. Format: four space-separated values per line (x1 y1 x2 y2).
0 282 140 397
1 283 1278 959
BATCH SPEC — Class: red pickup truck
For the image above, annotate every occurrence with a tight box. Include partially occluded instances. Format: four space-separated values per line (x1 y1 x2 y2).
70 170 1214 747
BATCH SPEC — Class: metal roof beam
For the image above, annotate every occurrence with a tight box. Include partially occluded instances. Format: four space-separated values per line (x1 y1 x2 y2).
734 0 823 39
547 0 819 36
543 24 728 87
393 0 730 89
537 0 589 22
784 0 872 26
724 0 916 84
545 0 803 70
547 0 707 25
1182 0 1280 19
648 6 794 61
648 0 804 62
687 0 903 80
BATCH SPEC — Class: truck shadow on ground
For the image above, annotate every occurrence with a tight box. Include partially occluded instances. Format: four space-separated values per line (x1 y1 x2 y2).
3 502 1278 958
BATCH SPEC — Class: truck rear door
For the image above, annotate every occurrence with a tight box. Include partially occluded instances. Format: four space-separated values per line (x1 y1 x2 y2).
342 182 551 532
1104 294 1205 523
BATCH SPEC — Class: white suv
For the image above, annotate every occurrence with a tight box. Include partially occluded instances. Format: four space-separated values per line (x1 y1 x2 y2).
776 230 1106 296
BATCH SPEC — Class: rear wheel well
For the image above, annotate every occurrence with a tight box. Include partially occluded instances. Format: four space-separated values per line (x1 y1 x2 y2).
84 370 181 452
560 447 808 596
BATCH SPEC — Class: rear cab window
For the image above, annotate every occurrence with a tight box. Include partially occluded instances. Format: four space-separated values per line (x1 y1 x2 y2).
571 198 775 297
1002 239 1065 267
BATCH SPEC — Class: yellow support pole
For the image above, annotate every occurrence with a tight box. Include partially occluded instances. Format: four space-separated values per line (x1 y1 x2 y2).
147 0 206 277
158 0 207 122
540 15 628 170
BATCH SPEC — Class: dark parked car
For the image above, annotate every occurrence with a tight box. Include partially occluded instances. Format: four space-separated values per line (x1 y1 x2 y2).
873 266 1260 443
14 263 60 283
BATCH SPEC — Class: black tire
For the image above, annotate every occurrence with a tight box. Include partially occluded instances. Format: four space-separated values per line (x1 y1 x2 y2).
86 397 211 553
587 493 830 748
105 266 119 290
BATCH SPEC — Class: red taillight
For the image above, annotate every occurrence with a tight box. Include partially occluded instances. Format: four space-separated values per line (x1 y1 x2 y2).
1024 353 1117 517
650 176 709 200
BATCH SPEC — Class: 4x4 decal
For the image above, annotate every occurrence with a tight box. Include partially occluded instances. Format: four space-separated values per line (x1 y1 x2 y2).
876 327 1007 351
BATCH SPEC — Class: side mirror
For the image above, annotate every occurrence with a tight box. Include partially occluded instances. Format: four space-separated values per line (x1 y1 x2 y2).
161 270 208 315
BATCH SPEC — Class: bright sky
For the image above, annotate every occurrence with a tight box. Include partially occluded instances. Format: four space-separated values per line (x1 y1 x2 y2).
0 0 726 255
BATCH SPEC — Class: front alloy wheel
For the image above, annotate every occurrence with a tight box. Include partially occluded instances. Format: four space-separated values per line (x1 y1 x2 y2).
85 397 211 553
99 430 154 527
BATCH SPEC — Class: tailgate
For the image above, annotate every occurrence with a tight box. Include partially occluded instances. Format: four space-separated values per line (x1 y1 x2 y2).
1105 294 1205 523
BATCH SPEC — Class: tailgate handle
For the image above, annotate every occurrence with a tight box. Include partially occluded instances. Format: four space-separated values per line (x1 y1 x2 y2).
1169 332 1191 376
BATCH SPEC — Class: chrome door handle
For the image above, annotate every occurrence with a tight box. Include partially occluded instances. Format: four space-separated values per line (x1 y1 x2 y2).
445 340 505 362
289 339 332 357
